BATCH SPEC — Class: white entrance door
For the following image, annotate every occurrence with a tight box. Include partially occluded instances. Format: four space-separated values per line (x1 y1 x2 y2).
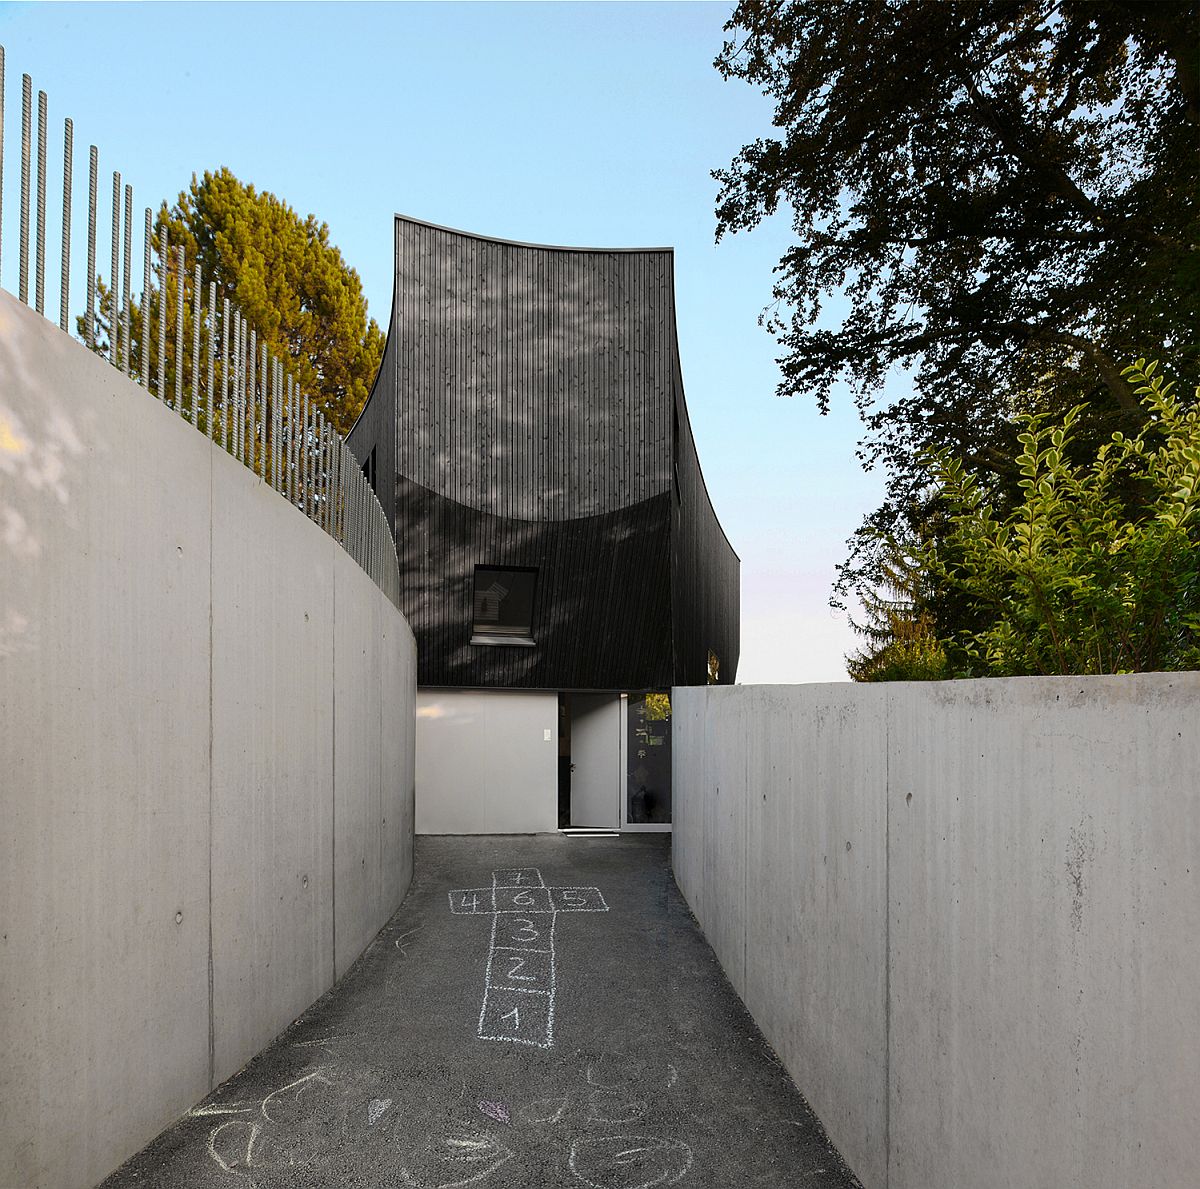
569 694 622 829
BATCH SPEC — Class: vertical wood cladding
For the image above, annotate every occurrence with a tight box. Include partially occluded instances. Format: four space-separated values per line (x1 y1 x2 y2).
395 476 673 689
671 352 741 685
350 215 738 691
390 219 672 521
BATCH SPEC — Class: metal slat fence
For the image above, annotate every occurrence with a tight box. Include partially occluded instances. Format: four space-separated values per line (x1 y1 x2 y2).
0 45 400 610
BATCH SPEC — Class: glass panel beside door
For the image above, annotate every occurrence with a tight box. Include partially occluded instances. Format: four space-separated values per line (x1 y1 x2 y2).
626 692 671 827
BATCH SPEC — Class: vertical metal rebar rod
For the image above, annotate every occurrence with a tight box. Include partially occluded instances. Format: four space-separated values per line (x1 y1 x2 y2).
279 363 286 495
316 407 326 525
229 312 238 458
57 119 72 331
206 282 216 439
340 446 350 554
326 423 336 534
110 171 120 366
140 208 151 387
174 245 184 413
221 297 230 450
248 328 257 475
301 392 311 516
240 320 248 463
317 415 327 530
121 185 132 373
325 423 335 534
349 464 358 566
59 118 72 331
86 147 97 348
316 417 326 531
35 89 46 314
244 325 252 467
329 436 338 540
295 380 304 509
262 349 271 485
244 326 253 470
286 375 295 504
273 359 281 491
236 314 246 462
309 399 316 521
340 445 349 547
157 224 168 399
20 74 31 303
350 465 360 566
259 341 267 479
0 47 6 277
346 448 354 549
191 264 201 426
266 355 275 489
350 466 358 564
332 439 342 543
232 313 241 460
271 358 280 491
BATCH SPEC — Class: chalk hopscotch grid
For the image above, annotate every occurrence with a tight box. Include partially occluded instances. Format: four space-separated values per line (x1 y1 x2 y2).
479 868 556 1049
448 867 609 1050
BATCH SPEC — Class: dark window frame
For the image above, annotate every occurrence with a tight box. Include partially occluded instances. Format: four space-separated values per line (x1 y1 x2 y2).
470 564 539 648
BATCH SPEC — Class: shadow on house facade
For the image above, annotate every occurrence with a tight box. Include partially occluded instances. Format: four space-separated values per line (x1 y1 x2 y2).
349 215 738 834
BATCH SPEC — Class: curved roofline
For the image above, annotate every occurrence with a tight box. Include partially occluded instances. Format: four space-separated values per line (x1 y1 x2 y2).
394 211 674 256
344 215 401 445
664 256 741 565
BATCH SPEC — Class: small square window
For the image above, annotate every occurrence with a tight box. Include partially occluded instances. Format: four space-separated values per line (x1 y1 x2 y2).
471 566 537 646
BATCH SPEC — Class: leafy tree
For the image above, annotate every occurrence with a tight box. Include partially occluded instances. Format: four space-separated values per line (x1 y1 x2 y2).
913 361 1200 675
80 167 384 435
714 1 1200 612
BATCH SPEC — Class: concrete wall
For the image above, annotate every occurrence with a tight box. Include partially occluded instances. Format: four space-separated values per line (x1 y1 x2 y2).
673 675 1200 1189
416 689 558 833
0 291 417 1188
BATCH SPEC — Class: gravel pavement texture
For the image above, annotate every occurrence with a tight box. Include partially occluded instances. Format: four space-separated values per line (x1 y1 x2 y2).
100 834 861 1189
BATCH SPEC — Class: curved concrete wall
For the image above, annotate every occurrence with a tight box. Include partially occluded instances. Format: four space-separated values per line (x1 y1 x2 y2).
0 292 417 1189
673 675 1200 1189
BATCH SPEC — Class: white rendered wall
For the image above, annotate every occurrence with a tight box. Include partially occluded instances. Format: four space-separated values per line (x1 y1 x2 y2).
0 292 417 1188
672 676 1200 1189
416 689 559 833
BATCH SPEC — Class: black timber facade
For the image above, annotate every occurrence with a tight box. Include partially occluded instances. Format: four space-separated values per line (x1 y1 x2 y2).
348 215 739 691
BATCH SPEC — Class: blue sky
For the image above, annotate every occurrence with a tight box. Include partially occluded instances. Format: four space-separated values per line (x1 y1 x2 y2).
0 1 885 682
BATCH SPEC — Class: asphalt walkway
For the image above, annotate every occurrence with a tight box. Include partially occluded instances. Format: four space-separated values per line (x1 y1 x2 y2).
101 835 860 1188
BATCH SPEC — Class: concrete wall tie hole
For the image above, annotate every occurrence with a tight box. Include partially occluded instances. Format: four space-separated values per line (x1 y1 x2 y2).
906 792 913 805
174 912 183 924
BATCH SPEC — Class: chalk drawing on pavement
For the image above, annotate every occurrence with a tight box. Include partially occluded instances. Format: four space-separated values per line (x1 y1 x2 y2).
448 867 609 1049
568 1135 694 1189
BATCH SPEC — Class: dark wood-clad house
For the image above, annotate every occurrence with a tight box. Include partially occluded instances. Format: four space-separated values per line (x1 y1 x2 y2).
349 215 738 834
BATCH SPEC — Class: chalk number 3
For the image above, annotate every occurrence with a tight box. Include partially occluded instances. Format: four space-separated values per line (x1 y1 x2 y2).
511 918 538 942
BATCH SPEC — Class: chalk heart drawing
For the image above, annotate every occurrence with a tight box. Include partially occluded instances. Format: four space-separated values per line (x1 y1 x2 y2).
569 1136 694 1189
398 1128 516 1189
448 867 609 1049
198 1068 361 1185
